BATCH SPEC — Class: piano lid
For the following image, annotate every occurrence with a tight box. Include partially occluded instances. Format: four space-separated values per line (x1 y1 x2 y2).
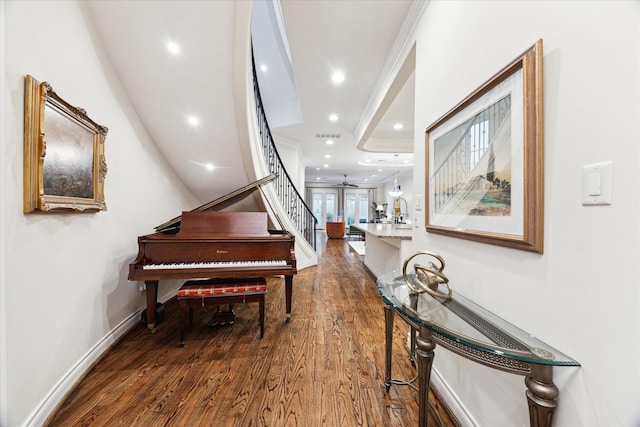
178 211 270 236
154 174 278 233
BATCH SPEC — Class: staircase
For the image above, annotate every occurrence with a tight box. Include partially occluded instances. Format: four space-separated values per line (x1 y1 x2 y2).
252 59 318 249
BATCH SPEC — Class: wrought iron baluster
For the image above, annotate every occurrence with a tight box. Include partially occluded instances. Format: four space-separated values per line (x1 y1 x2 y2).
251 51 317 249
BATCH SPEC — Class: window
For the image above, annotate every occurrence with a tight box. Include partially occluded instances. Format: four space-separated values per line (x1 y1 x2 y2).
468 120 489 170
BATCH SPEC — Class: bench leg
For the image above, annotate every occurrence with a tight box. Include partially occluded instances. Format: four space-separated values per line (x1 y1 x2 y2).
179 300 192 347
179 301 186 347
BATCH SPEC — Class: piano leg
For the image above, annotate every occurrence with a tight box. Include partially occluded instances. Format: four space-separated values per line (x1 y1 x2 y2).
285 275 293 322
145 280 158 332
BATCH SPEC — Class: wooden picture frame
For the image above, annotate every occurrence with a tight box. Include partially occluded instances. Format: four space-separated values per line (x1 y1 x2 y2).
24 75 108 213
425 39 543 253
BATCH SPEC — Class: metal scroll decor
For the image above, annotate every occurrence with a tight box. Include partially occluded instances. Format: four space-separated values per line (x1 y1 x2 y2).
402 251 452 299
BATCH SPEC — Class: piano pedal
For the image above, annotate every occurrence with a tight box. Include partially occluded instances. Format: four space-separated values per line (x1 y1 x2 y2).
208 306 236 327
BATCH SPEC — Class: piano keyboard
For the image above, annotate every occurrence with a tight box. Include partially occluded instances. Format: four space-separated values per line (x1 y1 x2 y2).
142 260 288 270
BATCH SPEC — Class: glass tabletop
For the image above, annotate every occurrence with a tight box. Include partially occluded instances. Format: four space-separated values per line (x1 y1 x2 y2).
376 271 579 366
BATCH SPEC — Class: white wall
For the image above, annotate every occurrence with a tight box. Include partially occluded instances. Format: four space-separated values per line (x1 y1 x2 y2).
274 136 305 193
412 1 639 426
0 1 199 425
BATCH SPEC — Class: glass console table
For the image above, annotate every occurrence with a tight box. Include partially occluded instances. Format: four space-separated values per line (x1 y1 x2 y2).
376 272 580 427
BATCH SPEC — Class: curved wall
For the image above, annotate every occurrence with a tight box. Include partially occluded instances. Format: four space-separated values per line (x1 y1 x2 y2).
1 2 200 425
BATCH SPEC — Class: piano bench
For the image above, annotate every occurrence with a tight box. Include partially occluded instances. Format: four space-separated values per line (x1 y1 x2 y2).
177 277 267 346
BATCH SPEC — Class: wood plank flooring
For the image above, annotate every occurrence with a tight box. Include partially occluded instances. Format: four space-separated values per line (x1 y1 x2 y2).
45 233 458 427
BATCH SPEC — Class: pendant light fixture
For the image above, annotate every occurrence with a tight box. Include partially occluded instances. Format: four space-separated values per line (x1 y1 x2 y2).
388 154 403 198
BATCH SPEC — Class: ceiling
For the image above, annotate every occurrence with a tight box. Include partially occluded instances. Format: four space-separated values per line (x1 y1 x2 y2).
256 1 419 186
85 1 421 201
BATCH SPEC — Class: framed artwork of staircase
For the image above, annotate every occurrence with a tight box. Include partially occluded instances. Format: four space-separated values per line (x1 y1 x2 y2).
425 39 544 253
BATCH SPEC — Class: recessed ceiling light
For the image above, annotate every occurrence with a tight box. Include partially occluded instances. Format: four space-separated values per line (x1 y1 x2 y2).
316 167 320 171
393 123 403 130
366 159 371 163
260 63 268 73
187 115 200 127
205 163 214 171
332 71 345 84
324 154 331 159
326 140 334 145
316 177 321 180
167 40 181 56
328 114 338 122
324 164 329 168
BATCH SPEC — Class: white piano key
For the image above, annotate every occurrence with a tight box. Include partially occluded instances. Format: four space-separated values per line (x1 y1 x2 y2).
142 260 287 270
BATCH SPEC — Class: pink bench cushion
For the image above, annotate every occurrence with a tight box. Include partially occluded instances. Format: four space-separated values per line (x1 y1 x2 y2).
178 277 267 297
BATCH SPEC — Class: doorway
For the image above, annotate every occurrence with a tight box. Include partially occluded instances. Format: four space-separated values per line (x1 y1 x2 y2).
344 189 370 226
312 190 338 229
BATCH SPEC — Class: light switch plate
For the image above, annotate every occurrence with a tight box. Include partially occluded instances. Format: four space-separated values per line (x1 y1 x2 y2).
414 195 422 211
582 161 612 205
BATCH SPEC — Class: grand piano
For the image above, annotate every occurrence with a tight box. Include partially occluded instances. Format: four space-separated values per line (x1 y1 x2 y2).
128 174 297 331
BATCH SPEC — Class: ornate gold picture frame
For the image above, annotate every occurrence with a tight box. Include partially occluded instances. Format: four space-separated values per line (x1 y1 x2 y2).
24 75 108 213
425 40 543 253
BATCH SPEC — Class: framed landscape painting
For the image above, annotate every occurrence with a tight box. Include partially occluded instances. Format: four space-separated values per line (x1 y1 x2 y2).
425 40 544 253
24 75 108 213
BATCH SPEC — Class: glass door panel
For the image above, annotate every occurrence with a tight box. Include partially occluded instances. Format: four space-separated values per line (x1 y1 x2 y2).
358 193 369 223
326 193 336 223
344 189 370 225
311 190 338 229
345 193 356 226
312 193 323 228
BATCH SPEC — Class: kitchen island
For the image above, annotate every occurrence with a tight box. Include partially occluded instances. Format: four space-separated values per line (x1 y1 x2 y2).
353 223 413 278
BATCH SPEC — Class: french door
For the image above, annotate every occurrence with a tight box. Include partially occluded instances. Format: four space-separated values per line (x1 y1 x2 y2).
344 190 370 226
311 190 338 229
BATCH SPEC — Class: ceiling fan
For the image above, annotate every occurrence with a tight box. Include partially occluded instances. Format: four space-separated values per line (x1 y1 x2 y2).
335 174 359 188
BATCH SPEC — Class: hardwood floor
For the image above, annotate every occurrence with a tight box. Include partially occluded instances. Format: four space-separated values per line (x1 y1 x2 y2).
46 233 458 427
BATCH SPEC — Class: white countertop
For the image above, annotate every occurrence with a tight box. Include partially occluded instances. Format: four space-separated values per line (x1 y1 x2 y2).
353 223 413 240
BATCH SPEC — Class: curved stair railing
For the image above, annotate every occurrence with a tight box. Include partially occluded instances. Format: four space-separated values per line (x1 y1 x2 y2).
251 56 318 250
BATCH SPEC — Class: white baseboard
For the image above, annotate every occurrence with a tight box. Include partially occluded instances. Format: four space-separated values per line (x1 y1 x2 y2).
297 256 317 271
363 260 383 279
405 331 477 426
430 367 477 427
23 290 177 427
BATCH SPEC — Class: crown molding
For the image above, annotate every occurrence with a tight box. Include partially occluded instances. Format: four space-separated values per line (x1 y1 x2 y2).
354 0 428 152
